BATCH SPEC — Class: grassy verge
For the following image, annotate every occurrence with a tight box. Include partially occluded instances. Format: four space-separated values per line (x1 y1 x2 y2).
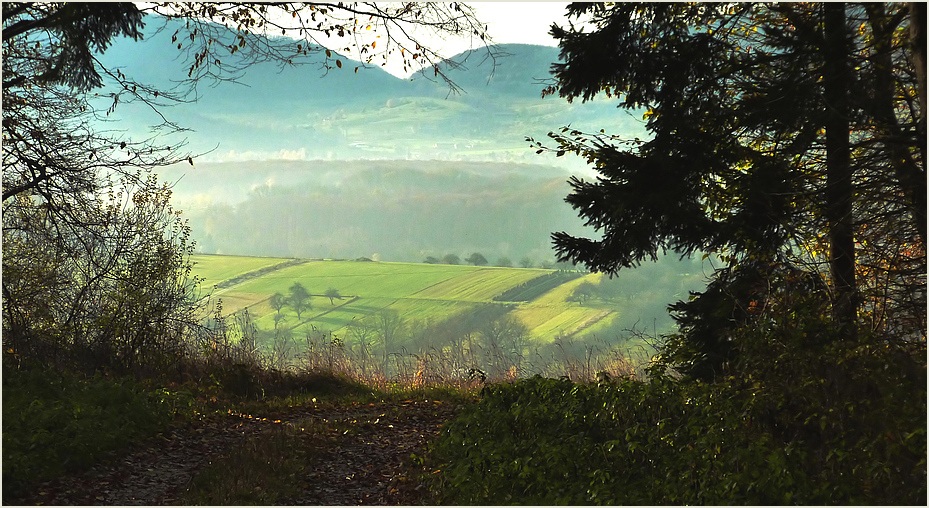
1 363 191 502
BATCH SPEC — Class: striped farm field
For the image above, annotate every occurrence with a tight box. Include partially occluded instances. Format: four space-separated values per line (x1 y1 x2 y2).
190 255 617 342
531 272 605 307
509 273 618 342
411 267 549 302
190 254 295 289
515 306 614 342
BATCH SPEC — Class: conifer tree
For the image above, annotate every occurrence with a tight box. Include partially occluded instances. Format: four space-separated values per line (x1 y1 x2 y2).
536 3 925 378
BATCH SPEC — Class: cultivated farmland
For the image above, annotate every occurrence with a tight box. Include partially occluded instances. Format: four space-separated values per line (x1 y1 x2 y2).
190 254 295 290
190 255 617 343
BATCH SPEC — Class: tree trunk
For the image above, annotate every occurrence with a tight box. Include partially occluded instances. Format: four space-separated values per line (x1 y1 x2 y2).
822 3 858 341
865 3 927 244
911 2 927 135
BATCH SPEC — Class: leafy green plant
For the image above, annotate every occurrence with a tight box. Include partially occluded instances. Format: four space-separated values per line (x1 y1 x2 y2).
426 345 926 506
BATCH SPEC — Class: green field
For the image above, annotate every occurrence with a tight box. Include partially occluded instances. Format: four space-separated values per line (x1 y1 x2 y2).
191 255 615 343
190 254 296 290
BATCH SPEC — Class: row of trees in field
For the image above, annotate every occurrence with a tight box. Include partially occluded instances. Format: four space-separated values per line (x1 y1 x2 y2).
424 252 576 269
423 253 485 266
269 283 344 322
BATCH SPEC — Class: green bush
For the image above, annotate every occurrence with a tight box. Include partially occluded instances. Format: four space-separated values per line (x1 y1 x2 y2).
427 282 927 505
427 345 926 505
2 364 181 501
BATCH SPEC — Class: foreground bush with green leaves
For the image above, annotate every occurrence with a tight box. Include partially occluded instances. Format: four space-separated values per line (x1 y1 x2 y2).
426 336 926 505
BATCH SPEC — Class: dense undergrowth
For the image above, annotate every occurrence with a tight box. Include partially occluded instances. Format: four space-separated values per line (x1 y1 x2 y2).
425 333 927 505
2 361 183 500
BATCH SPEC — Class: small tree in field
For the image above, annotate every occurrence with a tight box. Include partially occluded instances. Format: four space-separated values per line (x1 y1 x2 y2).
288 282 311 319
269 292 287 315
478 315 530 379
466 252 489 266
569 281 597 304
324 287 343 305
347 316 377 377
374 309 406 377
443 254 461 265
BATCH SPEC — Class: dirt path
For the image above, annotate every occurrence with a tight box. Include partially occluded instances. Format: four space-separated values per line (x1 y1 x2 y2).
15 399 458 505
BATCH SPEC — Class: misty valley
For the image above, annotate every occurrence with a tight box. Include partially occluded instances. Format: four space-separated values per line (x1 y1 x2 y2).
163 159 600 263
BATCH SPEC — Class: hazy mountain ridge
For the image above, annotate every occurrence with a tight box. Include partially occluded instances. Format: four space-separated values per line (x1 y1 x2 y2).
98 15 642 263
98 15 640 165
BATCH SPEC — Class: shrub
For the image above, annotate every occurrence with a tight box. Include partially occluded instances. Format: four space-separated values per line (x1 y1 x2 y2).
2 363 182 502
427 342 926 506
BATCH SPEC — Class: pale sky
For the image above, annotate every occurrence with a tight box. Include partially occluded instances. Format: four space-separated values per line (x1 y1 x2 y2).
319 1 571 78
471 2 567 46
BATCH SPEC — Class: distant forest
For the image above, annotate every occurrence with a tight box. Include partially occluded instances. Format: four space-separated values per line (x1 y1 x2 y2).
164 159 595 263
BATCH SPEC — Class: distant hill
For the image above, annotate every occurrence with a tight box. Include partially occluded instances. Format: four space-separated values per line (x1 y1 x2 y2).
161 159 592 263
418 43 563 98
95 15 642 165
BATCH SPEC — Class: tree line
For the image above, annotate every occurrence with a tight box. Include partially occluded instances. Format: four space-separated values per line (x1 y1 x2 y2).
423 252 577 269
